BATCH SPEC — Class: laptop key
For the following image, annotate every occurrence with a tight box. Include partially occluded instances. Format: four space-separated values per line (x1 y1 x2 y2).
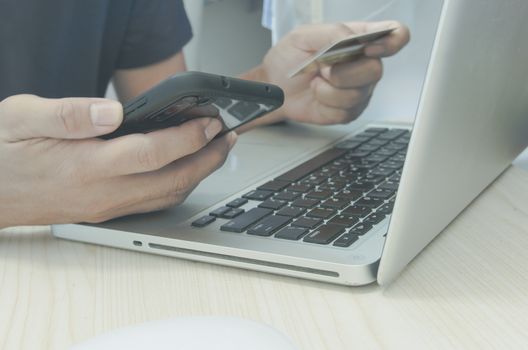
348 181 375 192
301 175 326 186
366 138 389 147
319 182 346 192
365 154 389 163
258 199 287 210
292 217 323 229
221 208 245 219
243 190 274 201
334 189 362 201
367 188 395 200
210 206 231 217
191 215 216 228
384 142 407 151
365 127 389 134
275 226 309 240
226 198 248 208
333 233 359 247
321 197 349 210
274 191 301 201
363 174 387 184
247 215 291 236
305 190 333 200
276 148 347 183
328 215 359 227
306 207 336 219
335 140 362 150
363 213 386 225
276 206 305 217
303 224 345 244
346 150 372 158
355 197 384 208
220 208 273 233
258 180 290 192
373 148 398 157
389 174 401 182
370 167 396 177
380 160 404 169
357 144 381 153
342 205 371 217
377 203 394 215
288 183 313 193
291 198 319 208
378 129 407 140
349 223 373 235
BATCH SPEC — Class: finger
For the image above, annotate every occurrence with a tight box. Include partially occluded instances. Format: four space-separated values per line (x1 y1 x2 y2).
292 22 355 52
312 77 372 109
87 117 225 177
320 57 383 89
0 94 123 141
118 132 237 206
360 21 411 58
81 132 237 223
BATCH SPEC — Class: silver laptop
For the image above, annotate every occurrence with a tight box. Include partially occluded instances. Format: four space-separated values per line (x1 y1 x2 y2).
52 0 528 286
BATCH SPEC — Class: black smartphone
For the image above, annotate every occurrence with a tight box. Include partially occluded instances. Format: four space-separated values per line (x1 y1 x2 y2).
103 71 284 139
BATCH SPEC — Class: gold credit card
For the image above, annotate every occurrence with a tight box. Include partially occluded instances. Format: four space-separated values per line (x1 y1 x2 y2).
288 27 397 78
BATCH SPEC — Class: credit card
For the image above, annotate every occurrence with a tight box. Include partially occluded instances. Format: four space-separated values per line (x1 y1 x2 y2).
288 27 397 78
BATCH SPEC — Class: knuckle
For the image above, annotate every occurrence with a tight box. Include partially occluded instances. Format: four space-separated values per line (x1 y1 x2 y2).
184 121 208 150
344 90 363 107
318 106 347 125
334 22 354 36
369 60 384 82
169 172 196 194
211 145 230 170
136 138 162 171
55 100 81 134
0 94 30 116
64 161 92 186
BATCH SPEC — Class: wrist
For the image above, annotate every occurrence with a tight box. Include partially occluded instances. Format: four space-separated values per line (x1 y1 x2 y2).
239 64 269 84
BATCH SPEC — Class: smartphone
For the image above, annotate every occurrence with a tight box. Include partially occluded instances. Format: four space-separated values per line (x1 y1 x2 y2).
104 71 284 139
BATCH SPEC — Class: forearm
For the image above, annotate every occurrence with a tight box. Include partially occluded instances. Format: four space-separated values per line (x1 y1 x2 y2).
113 52 188 103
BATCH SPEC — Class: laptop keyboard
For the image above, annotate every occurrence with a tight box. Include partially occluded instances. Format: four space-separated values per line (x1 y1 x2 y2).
191 127 410 248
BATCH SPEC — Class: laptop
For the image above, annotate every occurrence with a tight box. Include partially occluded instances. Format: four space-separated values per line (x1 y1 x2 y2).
52 0 528 286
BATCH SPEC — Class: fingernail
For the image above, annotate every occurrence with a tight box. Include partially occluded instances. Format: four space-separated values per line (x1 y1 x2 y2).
90 101 123 127
227 131 238 150
205 119 223 141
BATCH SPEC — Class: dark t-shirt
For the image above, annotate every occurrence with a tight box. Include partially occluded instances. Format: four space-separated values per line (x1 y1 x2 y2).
0 0 192 100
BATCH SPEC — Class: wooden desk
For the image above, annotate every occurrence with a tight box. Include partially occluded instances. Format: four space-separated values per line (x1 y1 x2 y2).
1 166 528 350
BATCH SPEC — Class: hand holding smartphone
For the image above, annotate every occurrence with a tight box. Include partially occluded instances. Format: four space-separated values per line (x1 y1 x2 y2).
104 71 284 139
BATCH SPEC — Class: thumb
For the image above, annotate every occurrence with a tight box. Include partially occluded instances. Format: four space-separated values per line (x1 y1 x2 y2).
0 94 123 140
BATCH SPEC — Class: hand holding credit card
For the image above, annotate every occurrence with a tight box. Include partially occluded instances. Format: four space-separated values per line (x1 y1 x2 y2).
288 27 397 78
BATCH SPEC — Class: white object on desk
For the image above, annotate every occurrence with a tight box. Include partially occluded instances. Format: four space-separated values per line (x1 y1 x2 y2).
71 316 298 350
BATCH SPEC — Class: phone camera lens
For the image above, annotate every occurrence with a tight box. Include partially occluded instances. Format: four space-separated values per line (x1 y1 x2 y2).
221 76 230 88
